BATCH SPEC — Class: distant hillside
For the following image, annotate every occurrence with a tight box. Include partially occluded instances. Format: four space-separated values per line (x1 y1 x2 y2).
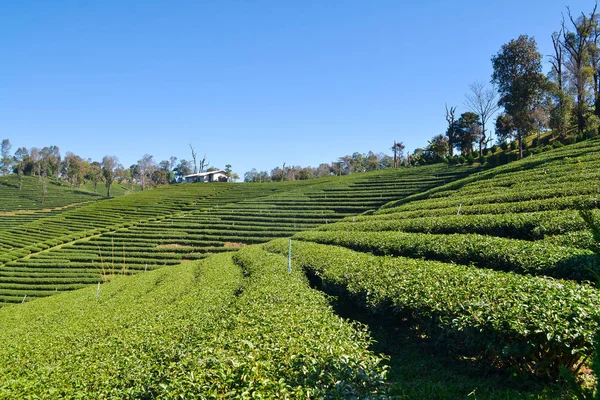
0 175 101 212
79 181 141 197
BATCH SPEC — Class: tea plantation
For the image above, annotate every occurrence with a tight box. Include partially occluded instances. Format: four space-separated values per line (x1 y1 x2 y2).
0 175 102 212
0 164 473 304
1 139 600 397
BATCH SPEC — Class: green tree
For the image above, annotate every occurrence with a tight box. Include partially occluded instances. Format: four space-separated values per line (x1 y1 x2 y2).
174 160 192 182
316 163 332 178
85 161 103 194
13 147 28 189
425 134 449 161
492 35 547 158
455 112 481 155
244 168 258 182
1 139 12 176
102 156 119 197
63 152 86 187
495 113 516 144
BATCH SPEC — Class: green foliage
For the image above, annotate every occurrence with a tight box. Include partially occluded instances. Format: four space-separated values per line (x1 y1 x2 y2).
0 251 389 397
264 239 600 377
293 230 598 281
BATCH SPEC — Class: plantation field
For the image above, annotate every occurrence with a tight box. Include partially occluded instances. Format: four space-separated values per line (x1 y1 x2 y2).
0 164 474 304
79 181 141 197
2 139 600 397
0 175 102 212
264 137 600 396
0 250 388 398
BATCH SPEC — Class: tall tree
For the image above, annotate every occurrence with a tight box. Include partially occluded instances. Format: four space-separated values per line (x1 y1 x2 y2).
189 144 198 174
199 153 209 173
30 147 41 177
63 152 86 187
495 113 516 144
86 161 103 194
492 35 547 158
549 27 574 138
13 147 28 189
1 139 12 176
562 5 597 133
445 104 458 157
244 168 258 182
137 154 156 190
455 112 482 155
391 141 405 168
464 81 500 155
425 134 449 161
102 156 119 197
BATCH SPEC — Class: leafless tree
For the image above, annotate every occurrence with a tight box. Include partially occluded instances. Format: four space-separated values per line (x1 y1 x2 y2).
199 153 209 173
189 144 198 174
391 141 405 168
464 81 500 156
445 104 457 157
137 154 156 190
550 28 565 93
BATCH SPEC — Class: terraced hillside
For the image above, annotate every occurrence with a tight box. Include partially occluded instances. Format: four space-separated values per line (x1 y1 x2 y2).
0 175 102 212
260 137 600 394
79 181 141 197
0 250 389 398
2 140 600 397
0 164 475 304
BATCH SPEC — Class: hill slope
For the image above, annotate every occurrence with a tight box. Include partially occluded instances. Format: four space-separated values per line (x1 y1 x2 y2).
260 137 600 396
3 139 600 397
0 175 102 212
0 164 475 304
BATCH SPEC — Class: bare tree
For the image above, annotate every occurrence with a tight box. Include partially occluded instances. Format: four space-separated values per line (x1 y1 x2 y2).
549 27 573 138
464 81 500 156
137 154 156 190
199 153 209 173
189 144 198 174
391 141 405 168
445 104 457 157
550 28 565 93
169 156 177 171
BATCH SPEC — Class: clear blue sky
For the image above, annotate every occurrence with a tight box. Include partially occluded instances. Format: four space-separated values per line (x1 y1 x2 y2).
0 1 595 176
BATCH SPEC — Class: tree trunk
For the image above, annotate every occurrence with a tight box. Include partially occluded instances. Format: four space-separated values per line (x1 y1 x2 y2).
479 122 486 157
518 132 523 159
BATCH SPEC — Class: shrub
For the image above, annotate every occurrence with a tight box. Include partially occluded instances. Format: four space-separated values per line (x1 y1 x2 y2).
264 239 600 377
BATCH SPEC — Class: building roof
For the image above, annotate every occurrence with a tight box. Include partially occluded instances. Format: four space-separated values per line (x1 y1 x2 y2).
182 170 226 179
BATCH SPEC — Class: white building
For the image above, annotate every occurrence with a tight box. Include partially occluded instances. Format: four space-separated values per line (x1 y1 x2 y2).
183 170 230 183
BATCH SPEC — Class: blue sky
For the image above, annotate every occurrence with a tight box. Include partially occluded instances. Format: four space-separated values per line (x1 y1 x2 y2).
0 1 595 176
